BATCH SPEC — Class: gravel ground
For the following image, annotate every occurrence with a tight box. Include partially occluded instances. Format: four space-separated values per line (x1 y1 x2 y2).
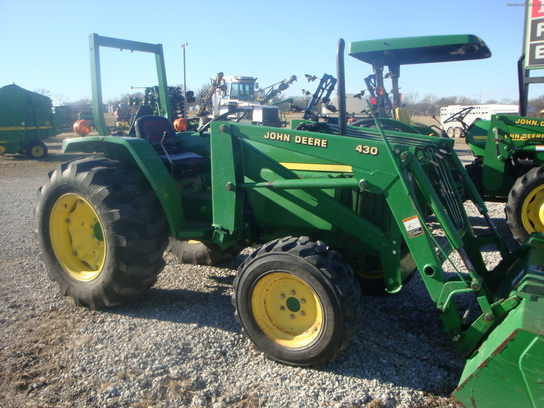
0 133 514 407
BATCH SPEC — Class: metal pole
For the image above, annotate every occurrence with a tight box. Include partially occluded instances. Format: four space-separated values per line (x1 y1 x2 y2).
336 38 347 136
181 42 188 119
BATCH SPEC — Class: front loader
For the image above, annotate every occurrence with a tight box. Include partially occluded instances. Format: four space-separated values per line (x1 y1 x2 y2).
35 38 544 407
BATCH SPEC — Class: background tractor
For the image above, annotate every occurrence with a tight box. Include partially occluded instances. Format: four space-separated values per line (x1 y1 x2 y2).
35 36 544 407
197 73 296 128
440 104 519 138
457 111 544 243
0 84 62 159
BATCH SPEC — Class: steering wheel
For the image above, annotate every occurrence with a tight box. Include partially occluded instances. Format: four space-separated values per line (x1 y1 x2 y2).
198 108 247 136
443 106 475 124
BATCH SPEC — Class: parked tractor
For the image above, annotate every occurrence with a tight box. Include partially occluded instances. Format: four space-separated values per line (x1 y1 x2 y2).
0 84 62 159
36 36 544 407
197 73 296 128
440 104 519 138
346 34 544 244
454 111 544 244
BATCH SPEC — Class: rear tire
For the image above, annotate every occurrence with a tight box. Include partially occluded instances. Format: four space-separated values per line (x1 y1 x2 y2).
35 156 168 309
232 236 362 367
26 140 48 159
506 166 544 243
168 239 241 265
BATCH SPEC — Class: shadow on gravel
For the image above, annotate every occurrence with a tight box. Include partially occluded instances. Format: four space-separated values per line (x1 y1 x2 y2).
426 212 518 254
101 275 238 333
316 276 466 399
1 152 86 163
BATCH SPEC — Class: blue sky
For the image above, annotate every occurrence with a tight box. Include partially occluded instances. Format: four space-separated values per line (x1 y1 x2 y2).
0 0 535 105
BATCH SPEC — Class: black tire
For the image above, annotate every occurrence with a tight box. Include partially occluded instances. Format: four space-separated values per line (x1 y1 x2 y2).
506 166 544 243
232 236 362 367
167 238 241 265
26 140 48 159
35 156 169 309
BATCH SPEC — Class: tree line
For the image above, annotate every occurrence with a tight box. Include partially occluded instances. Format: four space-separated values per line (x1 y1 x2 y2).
36 86 544 119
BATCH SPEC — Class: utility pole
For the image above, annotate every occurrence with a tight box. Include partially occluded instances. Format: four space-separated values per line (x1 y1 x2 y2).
181 43 188 96
181 42 188 120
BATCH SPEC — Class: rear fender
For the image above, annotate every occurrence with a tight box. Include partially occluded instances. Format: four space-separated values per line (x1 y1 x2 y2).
62 136 185 236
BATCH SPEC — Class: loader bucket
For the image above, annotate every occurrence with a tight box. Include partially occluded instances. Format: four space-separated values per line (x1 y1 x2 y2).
453 236 544 407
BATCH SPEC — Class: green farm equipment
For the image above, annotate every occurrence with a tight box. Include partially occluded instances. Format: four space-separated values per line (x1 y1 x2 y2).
35 37 544 407
345 34 544 244
463 114 544 244
0 84 62 159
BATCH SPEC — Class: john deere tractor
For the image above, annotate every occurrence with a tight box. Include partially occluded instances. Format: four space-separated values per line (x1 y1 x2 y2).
346 33 544 244
36 36 544 407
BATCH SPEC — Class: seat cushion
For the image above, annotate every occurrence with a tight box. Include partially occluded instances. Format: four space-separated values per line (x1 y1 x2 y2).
159 152 209 178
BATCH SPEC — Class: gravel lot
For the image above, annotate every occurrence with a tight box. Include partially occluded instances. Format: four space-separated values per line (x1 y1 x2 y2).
0 132 512 407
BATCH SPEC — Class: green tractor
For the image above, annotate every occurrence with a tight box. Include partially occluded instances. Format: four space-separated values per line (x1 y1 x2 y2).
0 84 62 159
346 34 544 244
463 114 544 243
36 37 544 407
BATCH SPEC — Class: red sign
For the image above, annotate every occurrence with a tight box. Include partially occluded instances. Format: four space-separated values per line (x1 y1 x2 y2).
532 1 544 18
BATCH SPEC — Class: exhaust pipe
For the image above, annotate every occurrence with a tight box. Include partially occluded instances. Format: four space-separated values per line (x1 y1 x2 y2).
336 38 347 136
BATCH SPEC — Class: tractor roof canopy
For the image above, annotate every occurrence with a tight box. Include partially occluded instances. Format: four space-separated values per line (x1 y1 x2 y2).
348 34 491 68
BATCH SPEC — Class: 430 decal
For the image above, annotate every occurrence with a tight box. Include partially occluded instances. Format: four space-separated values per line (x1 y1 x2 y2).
355 144 379 155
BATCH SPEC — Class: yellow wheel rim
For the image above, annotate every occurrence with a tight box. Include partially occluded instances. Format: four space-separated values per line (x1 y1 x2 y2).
49 193 106 281
521 185 544 234
251 272 323 348
31 145 45 158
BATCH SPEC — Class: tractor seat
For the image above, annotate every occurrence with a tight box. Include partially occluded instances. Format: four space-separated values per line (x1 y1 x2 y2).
135 116 209 178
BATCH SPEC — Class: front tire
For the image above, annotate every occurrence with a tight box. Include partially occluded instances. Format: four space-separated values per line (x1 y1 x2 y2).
506 166 544 243
26 140 48 159
35 156 169 309
232 236 362 367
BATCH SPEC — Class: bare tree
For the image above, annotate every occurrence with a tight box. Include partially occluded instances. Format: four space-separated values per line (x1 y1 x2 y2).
418 93 438 116
403 91 418 105
456 96 478 105
34 88 52 98
54 93 69 106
